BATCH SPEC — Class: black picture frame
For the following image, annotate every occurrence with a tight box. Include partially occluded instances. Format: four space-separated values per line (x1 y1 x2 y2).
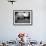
13 10 33 26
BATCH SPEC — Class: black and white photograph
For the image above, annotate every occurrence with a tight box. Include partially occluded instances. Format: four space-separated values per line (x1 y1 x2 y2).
13 10 32 25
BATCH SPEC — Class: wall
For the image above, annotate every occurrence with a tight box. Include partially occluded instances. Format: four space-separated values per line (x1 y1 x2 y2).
0 0 46 42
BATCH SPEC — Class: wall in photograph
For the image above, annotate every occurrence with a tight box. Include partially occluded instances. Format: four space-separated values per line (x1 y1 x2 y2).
0 0 46 42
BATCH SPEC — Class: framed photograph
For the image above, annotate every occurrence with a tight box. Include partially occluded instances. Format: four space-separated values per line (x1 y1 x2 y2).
13 10 32 25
